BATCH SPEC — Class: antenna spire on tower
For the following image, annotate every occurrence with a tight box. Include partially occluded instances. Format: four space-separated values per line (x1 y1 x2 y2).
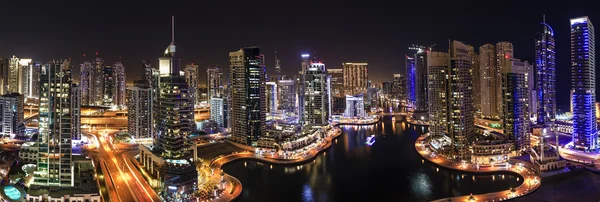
543 14 546 23
172 15 175 42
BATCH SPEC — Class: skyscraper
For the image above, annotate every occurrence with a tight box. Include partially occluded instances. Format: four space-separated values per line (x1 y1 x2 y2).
479 43 499 118
7 56 21 94
342 62 368 96
206 66 223 100
303 56 330 125
496 41 514 116
571 16 596 150
113 62 126 108
0 58 8 95
502 58 531 152
448 40 474 160
298 54 309 124
18 58 32 96
102 64 114 106
71 84 81 140
80 58 104 106
0 93 24 138
184 63 198 106
427 51 449 138
139 17 197 195
467 45 481 112
277 79 296 115
229 47 266 146
535 17 556 125
155 31 194 159
274 51 282 80
406 56 416 109
266 81 278 115
24 61 41 99
210 97 225 128
414 49 428 112
80 61 92 105
127 81 153 139
35 59 73 187
327 68 344 114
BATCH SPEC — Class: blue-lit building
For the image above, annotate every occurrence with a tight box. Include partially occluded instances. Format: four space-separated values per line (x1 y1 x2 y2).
535 17 556 125
405 56 416 108
570 16 596 150
502 58 531 152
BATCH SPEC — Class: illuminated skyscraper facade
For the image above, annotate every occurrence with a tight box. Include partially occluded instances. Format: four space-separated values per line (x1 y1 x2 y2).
495 41 514 116
71 84 81 140
479 44 499 118
414 51 428 112
405 56 416 108
102 64 114 106
0 93 24 138
502 58 531 152
35 59 73 187
327 68 345 114
342 62 368 95
467 45 481 112
535 18 556 125
571 16 596 150
113 62 126 108
303 56 330 125
80 58 104 106
127 81 153 139
448 40 474 160
427 52 449 138
206 66 223 100
277 79 296 114
184 63 198 106
229 47 266 146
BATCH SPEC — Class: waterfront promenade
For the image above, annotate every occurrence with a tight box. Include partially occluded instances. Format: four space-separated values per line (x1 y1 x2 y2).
209 127 343 201
416 133 541 202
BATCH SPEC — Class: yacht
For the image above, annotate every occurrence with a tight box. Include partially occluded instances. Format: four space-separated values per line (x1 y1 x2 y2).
366 135 376 146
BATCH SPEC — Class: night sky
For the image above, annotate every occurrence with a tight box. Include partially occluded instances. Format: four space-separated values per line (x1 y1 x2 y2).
0 0 598 110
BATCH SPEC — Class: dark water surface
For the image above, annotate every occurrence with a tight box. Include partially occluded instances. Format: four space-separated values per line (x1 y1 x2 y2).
224 116 521 202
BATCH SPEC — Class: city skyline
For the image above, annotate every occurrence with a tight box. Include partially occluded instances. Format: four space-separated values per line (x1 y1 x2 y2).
0 3 599 201
0 1 597 109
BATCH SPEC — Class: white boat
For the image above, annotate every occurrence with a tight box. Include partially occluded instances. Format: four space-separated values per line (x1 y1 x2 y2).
366 135 376 146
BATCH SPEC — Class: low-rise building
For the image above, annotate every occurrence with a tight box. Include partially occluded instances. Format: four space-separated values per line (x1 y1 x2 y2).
530 144 567 172
18 142 38 163
471 139 513 165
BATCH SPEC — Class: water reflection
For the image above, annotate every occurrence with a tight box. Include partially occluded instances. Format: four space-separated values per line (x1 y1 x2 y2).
224 116 520 202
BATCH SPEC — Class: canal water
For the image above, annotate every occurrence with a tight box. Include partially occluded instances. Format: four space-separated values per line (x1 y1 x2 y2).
224 116 521 202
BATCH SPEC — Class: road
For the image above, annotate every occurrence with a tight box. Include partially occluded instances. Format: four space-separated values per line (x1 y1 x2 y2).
94 131 162 202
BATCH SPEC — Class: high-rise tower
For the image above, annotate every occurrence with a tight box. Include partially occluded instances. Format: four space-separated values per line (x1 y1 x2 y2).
502 58 531 152
427 52 449 139
571 16 596 150
303 56 330 125
206 66 223 100
342 62 368 96
229 47 266 146
405 56 416 108
535 17 557 125
35 59 73 187
448 40 474 160
184 63 198 106
113 62 126 108
479 44 499 118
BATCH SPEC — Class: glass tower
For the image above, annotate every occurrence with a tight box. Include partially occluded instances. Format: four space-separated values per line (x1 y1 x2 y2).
35 59 73 187
229 47 266 146
405 56 416 108
571 16 596 150
535 18 556 125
